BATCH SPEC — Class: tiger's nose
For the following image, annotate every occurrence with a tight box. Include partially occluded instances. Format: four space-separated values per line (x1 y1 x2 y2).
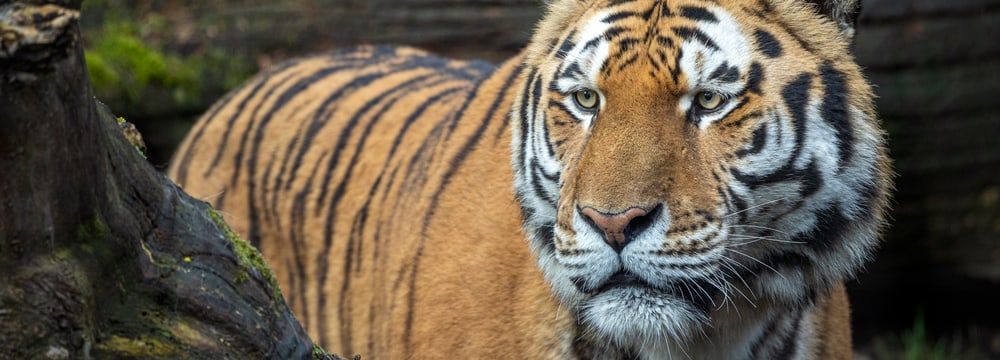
580 205 658 253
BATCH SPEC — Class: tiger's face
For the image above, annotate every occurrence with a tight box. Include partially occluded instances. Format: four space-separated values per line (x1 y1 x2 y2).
511 0 888 348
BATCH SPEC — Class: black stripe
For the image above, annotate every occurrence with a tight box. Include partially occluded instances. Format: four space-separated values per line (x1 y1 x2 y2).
308 54 488 213
367 163 401 355
559 62 585 81
618 37 641 52
793 205 850 251
530 161 559 205
258 146 281 227
548 99 581 123
680 6 718 23
731 188 750 223
224 59 361 186
332 75 466 347
534 214 556 255
709 62 741 83
283 50 473 198
402 64 525 352
773 19 815 54
443 62 499 143
748 315 780 359
270 73 439 220
746 62 764 95
774 309 805 359
517 69 542 183
799 159 824 197
754 29 783 58
201 72 278 179
172 78 249 184
656 35 674 47
308 74 447 312
781 72 812 166
240 69 320 248
185 58 303 182
736 125 768 158
310 73 416 216
614 53 640 72
236 61 367 249
661 2 674 17
603 26 628 40
252 67 334 226
338 195 371 348
554 30 578 59
311 49 485 343
603 11 641 23
583 37 604 51
727 96 752 118
532 74 558 160
818 62 853 170
672 26 720 50
732 73 812 188
317 85 467 343
400 101 461 197
670 47 684 84
290 73 434 199
287 149 329 332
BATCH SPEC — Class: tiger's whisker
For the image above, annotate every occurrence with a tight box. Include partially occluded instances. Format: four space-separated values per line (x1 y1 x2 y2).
723 197 788 218
728 249 785 279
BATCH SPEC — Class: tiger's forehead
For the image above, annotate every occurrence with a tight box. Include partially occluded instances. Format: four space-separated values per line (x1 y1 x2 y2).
549 0 756 93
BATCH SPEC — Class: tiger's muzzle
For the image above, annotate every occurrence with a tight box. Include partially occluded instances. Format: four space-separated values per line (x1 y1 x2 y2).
579 204 662 253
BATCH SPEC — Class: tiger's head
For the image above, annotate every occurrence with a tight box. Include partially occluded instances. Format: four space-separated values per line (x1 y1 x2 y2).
510 0 891 349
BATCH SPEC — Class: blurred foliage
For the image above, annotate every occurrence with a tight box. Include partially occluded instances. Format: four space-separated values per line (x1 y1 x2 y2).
81 0 254 116
868 312 992 360
79 0 257 164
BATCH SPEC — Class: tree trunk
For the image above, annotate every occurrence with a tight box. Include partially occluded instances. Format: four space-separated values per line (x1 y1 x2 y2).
0 1 349 358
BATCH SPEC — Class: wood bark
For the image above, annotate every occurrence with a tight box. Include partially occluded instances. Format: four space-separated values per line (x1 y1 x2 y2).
0 1 351 358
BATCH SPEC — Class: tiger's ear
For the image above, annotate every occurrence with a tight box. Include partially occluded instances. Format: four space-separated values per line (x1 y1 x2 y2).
804 0 863 39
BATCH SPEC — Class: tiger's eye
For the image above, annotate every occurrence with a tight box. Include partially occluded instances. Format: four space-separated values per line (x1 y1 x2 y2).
696 91 723 110
574 89 599 110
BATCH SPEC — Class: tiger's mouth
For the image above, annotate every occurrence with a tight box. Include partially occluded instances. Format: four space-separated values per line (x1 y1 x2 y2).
591 271 648 294
579 269 719 314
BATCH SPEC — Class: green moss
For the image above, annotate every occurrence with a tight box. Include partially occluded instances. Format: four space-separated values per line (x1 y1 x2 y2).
205 208 282 301
116 116 148 158
96 334 180 357
313 344 330 359
53 247 73 260
73 213 117 263
234 270 249 285
82 12 254 109
77 213 110 243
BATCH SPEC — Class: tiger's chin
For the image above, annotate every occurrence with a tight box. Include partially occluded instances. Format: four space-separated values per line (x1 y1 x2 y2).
578 286 709 349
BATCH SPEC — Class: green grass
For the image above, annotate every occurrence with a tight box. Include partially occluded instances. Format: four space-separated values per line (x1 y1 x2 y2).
868 312 989 360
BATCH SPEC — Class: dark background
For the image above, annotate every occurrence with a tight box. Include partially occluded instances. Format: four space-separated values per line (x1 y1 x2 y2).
79 0 1000 357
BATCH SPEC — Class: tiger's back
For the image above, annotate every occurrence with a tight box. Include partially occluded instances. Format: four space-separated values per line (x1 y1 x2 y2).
170 0 891 358
169 46 564 357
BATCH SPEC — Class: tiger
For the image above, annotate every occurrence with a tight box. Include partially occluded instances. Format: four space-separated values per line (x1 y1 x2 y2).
168 0 892 358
